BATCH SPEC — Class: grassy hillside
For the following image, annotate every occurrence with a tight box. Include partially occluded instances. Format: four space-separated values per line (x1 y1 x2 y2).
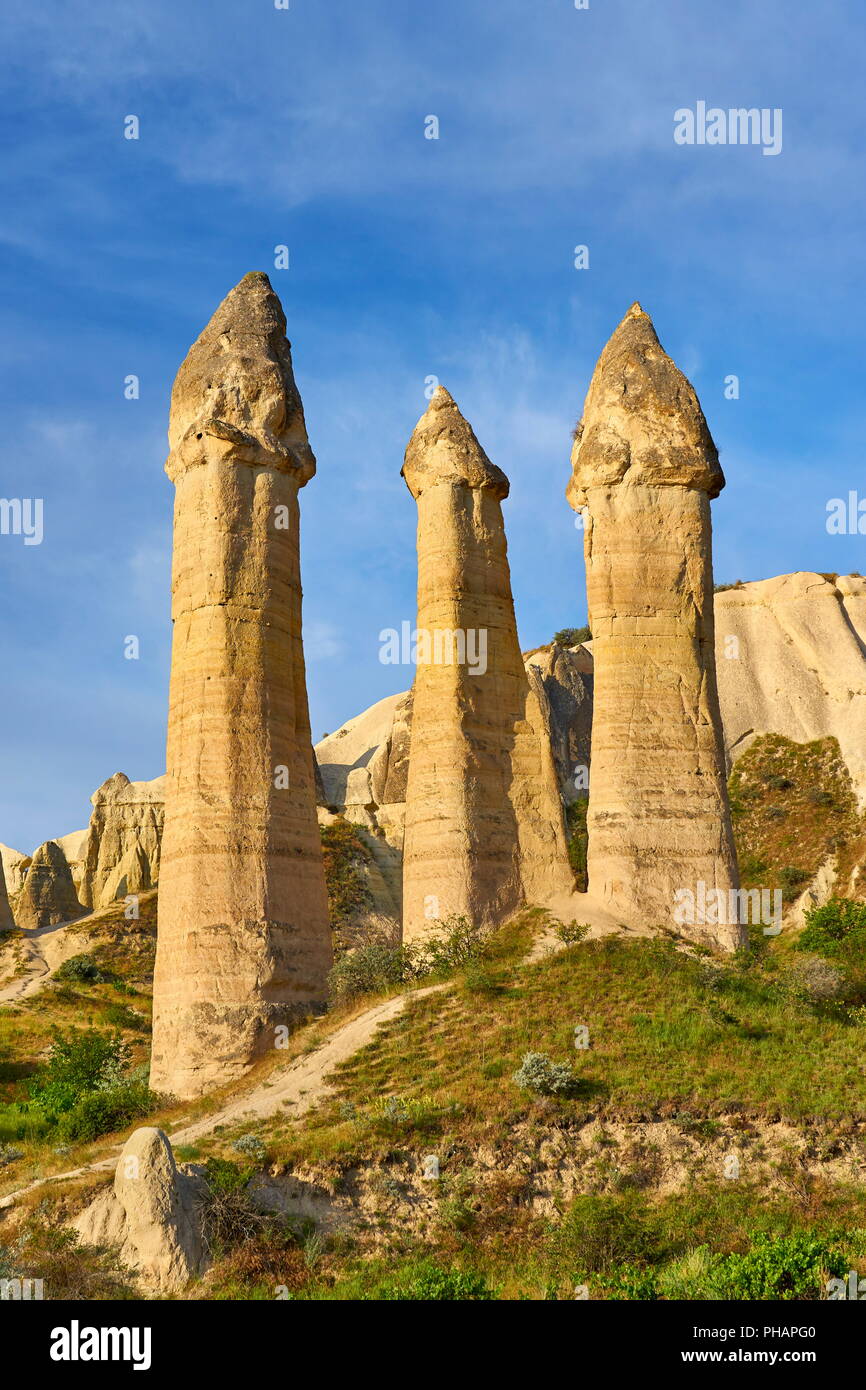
5 908 866 1299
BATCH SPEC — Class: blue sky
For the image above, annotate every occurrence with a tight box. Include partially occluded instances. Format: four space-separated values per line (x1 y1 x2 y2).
1 0 865 851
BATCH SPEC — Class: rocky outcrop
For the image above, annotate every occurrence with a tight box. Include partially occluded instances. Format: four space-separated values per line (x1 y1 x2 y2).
400 386 574 940
566 303 741 950
52 829 89 894
714 572 866 804
0 844 30 901
13 840 84 930
73 1128 205 1293
0 855 13 930
78 774 164 910
523 642 594 805
150 272 332 1100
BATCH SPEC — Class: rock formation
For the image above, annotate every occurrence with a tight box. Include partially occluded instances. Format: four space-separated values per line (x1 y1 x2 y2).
567 303 742 950
78 773 165 910
715 572 866 804
74 1128 204 1293
0 856 13 930
14 840 84 930
150 272 332 1100
400 386 574 940
0 844 29 900
52 829 89 895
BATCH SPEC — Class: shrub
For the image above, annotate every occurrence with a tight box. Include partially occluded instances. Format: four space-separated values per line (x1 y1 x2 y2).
513 1051 579 1099
0 1220 137 1300
553 626 591 648
781 956 852 1006
29 1027 132 1117
565 800 588 891
590 1263 659 1300
232 1134 267 1164
54 954 106 984
373 1260 495 1300
798 898 866 953
779 866 809 893
415 914 489 975
552 919 590 948
320 818 373 931
328 942 416 1003
56 1074 156 1143
200 1158 300 1258
714 1231 845 1300
551 1194 658 1274
0 1143 23 1167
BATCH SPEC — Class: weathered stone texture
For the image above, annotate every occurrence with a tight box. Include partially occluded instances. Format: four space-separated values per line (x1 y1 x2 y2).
567 304 742 951
14 839 83 930
401 387 573 940
150 273 331 1099
78 773 164 910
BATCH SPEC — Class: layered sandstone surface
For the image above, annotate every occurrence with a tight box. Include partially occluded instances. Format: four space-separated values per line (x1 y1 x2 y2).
566 303 741 950
714 572 866 803
400 387 574 940
14 839 84 930
150 272 332 1100
79 773 164 910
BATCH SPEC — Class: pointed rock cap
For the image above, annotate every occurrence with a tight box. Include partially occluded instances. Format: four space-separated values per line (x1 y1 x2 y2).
166 271 316 485
401 386 509 500
567 303 724 511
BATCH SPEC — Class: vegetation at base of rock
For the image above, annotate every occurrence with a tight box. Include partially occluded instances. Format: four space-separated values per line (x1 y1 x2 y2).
798 897 866 954
320 817 373 934
199 1157 308 1266
728 734 863 896
565 798 588 891
0 1218 137 1299
328 941 416 1003
328 913 491 1004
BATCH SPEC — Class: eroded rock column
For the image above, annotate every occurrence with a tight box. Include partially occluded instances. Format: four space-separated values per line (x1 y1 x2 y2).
150 273 332 1099
567 304 742 950
401 387 573 940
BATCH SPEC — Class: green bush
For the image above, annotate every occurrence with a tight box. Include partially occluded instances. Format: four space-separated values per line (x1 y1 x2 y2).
328 942 416 1003
714 1232 845 1301
779 866 809 892
415 914 489 975
320 818 373 931
54 954 106 984
56 1076 156 1143
553 626 591 648
232 1134 267 1163
29 1027 131 1116
798 898 866 954
373 1260 495 1300
552 919 590 948
200 1158 300 1258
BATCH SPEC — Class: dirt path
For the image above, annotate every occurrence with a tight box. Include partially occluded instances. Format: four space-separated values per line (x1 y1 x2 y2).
0 984 445 1210
0 919 92 1004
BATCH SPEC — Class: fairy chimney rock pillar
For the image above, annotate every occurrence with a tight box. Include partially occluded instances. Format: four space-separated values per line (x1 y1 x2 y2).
150 272 332 1099
567 303 742 951
401 387 573 941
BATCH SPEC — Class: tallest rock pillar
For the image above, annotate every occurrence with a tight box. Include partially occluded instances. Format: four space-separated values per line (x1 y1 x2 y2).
567 304 743 951
151 273 332 1100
